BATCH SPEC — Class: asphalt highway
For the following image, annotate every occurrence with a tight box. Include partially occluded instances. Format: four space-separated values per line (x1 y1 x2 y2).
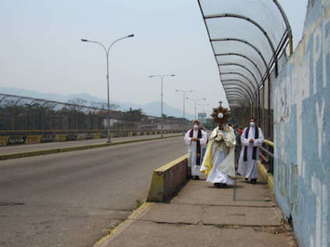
0 136 186 247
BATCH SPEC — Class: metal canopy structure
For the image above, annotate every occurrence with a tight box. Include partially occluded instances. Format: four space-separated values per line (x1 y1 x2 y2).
197 0 292 123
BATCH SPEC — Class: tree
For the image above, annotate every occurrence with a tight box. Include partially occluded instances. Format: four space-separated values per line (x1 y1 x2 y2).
67 98 88 112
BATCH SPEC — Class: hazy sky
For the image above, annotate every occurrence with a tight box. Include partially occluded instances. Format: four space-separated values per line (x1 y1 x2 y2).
0 0 308 116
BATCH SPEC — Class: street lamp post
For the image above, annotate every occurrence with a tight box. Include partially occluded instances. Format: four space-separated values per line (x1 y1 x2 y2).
81 34 134 143
186 97 206 120
175 89 193 120
149 74 175 138
197 102 210 124
175 89 193 132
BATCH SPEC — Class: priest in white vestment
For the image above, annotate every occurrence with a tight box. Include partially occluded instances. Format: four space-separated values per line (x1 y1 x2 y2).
200 103 236 187
238 118 264 184
199 127 208 164
184 120 208 180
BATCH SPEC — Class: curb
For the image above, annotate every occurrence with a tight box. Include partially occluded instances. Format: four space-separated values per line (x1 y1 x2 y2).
93 202 154 247
0 135 182 161
258 162 274 191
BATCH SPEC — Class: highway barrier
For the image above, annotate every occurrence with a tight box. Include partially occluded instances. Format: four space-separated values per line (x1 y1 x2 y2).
0 136 9 146
54 134 67 142
25 135 42 144
40 135 54 143
93 133 101 139
0 129 182 147
147 155 188 202
8 136 25 145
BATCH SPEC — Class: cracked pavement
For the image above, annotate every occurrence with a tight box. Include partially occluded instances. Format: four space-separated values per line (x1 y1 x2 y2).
96 176 297 247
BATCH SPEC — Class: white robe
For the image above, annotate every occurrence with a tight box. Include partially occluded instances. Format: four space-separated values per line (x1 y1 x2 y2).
238 126 264 179
201 130 208 163
184 129 207 176
200 126 236 184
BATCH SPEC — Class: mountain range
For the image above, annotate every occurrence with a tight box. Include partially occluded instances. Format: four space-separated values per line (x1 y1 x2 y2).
0 87 194 119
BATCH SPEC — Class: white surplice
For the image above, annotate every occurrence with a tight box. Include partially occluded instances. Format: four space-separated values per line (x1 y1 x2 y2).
200 126 236 184
201 130 208 163
184 129 207 176
238 126 264 179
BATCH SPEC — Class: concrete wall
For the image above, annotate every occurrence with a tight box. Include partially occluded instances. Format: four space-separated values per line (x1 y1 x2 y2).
147 155 188 202
273 1 330 246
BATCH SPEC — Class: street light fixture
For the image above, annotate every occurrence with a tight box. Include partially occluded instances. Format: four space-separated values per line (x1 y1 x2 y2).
186 97 207 120
81 34 134 143
149 74 175 138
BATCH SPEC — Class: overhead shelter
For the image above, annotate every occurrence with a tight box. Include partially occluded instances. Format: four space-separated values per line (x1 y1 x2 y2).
197 0 292 129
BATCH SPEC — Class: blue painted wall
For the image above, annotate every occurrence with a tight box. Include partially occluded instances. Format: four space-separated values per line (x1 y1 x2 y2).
273 1 330 246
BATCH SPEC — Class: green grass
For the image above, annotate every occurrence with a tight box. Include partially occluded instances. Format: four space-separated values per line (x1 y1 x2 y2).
136 199 144 209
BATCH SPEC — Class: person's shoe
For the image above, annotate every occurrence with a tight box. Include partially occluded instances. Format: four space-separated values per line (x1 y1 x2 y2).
214 183 221 188
245 178 249 181
237 172 241 176
220 183 227 187
251 179 257 184
195 176 200 180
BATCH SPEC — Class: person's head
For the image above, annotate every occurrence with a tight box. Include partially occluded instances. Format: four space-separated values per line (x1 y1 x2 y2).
192 120 200 130
250 118 256 127
231 123 236 129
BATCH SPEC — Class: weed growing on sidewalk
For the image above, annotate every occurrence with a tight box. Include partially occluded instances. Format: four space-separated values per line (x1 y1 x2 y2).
136 199 144 209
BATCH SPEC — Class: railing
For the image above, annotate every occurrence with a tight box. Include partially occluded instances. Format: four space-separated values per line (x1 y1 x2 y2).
259 139 274 174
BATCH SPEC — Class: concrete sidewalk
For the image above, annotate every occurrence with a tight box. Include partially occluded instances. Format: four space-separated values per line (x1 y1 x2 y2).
95 174 297 247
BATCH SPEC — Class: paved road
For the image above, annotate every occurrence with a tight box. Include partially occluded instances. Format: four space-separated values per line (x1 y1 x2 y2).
0 133 181 155
0 136 186 247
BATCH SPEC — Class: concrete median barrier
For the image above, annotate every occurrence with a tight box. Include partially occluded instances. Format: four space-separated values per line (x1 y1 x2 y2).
0 136 9 146
8 136 25 145
147 155 188 202
40 135 54 143
54 134 67 142
77 134 87 140
93 133 101 139
25 135 42 144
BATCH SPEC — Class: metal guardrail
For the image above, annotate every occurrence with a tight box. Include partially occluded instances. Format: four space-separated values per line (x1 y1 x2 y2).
260 139 274 174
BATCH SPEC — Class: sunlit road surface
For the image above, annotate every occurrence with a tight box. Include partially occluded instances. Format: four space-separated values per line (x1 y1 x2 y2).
0 136 186 247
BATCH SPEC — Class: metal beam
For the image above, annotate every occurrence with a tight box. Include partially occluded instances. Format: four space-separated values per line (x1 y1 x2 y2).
221 71 258 91
226 95 250 108
227 97 249 107
219 63 261 86
227 95 249 105
226 92 252 106
216 53 264 79
222 79 255 98
212 38 268 73
227 97 250 108
223 85 254 103
225 89 253 103
205 13 276 57
273 0 293 55
224 88 254 106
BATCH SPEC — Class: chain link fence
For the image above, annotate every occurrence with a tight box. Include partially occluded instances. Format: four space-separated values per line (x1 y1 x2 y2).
0 94 191 142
